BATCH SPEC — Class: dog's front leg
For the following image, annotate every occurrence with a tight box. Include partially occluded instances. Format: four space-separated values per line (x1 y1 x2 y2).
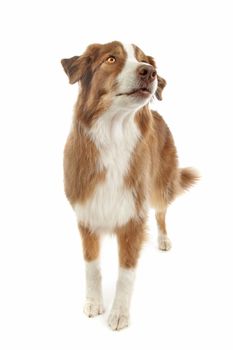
108 219 146 331
79 224 104 317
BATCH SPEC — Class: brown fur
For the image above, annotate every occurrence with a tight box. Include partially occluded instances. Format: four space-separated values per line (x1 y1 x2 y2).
116 218 147 268
156 211 167 236
63 125 106 205
62 41 198 267
79 224 100 261
179 167 199 192
149 111 180 210
62 41 127 128
122 108 153 233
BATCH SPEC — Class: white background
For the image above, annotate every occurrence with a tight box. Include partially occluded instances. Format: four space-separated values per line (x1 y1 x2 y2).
0 0 233 349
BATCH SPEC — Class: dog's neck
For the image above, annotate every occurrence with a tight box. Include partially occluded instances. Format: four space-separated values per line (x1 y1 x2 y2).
73 95 152 147
88 106 140 148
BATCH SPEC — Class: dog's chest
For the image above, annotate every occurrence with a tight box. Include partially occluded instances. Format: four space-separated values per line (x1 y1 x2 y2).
74 115 141 233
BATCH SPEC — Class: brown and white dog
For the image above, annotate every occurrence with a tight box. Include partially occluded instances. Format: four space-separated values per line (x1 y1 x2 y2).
61 41 198 331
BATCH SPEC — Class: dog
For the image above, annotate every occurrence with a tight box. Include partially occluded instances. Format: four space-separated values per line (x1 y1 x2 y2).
61 41 198 331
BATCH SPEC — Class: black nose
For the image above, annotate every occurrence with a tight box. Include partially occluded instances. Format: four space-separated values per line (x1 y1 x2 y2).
137 64 156 82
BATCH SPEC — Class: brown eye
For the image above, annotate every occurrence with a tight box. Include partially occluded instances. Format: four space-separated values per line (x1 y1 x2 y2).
106 56 116 64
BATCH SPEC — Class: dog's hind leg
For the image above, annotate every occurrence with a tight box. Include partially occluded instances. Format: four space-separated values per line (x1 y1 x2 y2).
156 209 172 251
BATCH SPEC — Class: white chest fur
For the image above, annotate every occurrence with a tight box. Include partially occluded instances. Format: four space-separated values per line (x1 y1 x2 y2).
74 108 141 233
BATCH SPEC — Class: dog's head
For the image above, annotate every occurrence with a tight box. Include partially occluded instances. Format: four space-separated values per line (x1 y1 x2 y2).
61 41 166 121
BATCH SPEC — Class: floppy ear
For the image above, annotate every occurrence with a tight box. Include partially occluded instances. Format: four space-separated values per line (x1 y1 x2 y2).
61 55 86 84
155 75 167 100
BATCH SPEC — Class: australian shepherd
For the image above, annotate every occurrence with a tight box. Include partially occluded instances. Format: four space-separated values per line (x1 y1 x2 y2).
61 41 198 330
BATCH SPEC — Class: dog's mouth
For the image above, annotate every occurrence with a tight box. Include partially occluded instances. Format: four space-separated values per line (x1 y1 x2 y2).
116 87 152 97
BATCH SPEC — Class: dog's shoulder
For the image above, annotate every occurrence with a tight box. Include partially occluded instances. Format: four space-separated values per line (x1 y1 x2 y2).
149 110 175 152
151 110 166 128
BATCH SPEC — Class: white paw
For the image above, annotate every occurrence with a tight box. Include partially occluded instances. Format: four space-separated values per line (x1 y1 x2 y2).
158 235 172 251
108 309 129 331
83 300 104 318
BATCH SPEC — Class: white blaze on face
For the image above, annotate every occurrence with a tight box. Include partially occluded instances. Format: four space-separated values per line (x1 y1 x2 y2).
123 44 139 61
117 44 141 96
116 44 157 109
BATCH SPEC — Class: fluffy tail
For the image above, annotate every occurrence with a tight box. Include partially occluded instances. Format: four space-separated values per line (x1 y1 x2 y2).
178 167 200 194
